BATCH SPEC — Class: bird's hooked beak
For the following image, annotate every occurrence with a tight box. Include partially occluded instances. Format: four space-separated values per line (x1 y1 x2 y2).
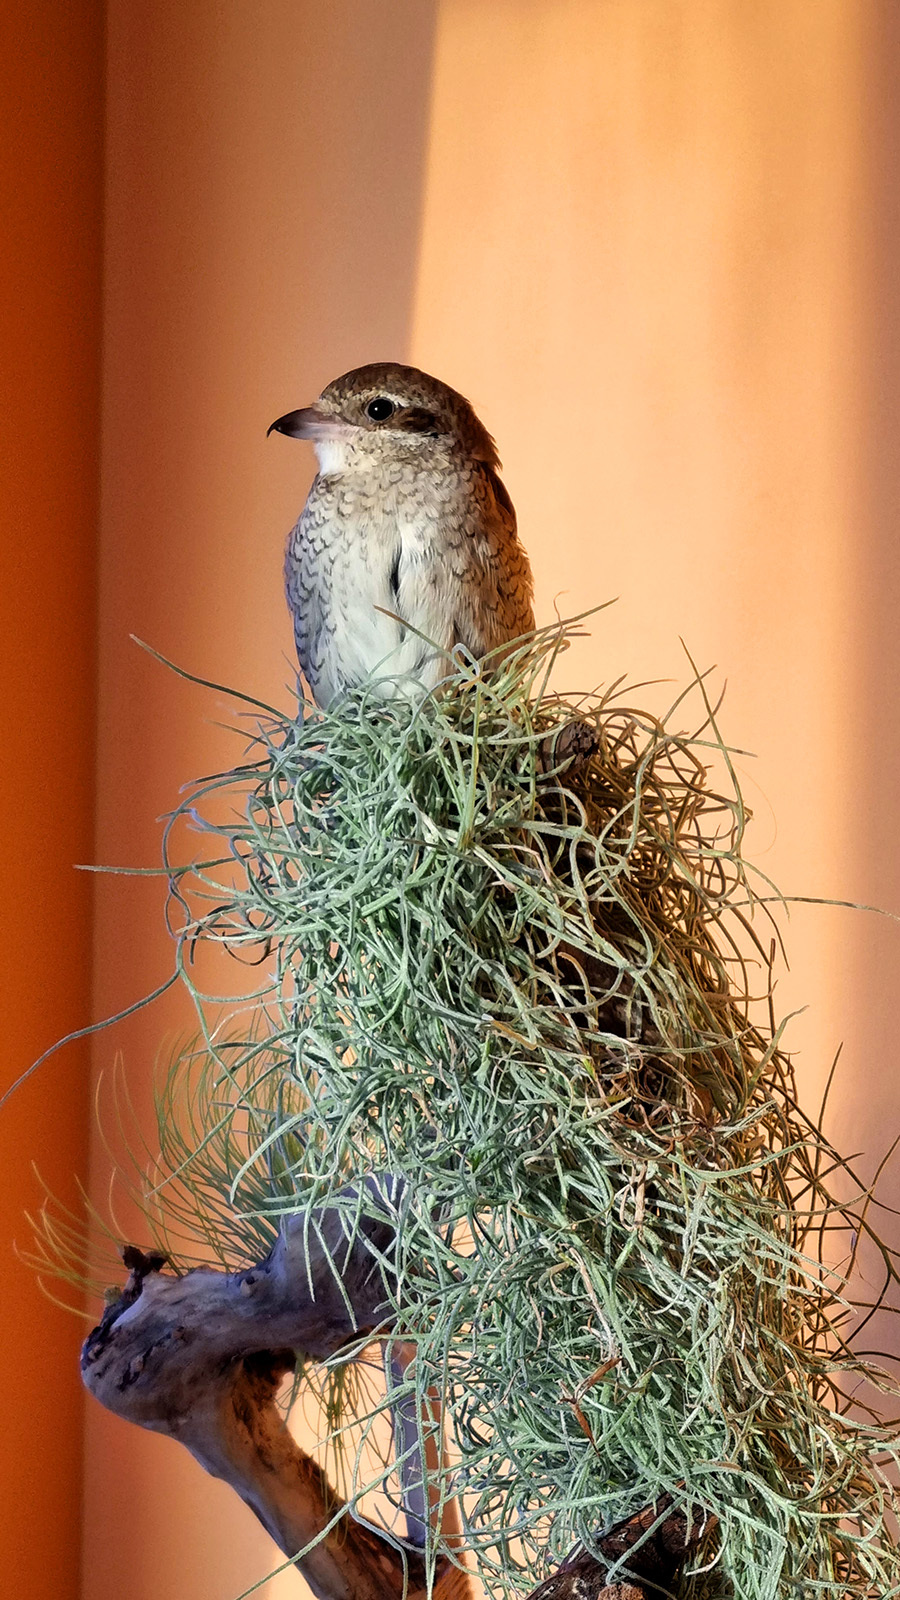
267 405 353 441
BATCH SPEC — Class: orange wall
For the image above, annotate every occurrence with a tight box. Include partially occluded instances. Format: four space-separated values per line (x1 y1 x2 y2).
84 6 439 1597
0 1 891 1596
0 2 104 1597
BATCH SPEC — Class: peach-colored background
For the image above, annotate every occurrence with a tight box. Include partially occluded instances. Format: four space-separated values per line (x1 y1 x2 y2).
5 2 900 1596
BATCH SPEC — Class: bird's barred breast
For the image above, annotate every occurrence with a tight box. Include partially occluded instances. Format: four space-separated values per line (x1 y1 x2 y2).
284 461 534 707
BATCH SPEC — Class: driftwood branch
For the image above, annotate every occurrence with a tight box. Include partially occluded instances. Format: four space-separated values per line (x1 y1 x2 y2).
81 1197 710 1600
81 1185 471 1599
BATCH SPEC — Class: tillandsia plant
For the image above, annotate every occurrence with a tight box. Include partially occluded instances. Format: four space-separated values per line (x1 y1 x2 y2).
34 623 900 1600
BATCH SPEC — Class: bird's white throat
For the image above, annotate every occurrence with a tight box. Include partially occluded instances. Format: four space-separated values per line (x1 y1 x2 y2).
313 438 353 476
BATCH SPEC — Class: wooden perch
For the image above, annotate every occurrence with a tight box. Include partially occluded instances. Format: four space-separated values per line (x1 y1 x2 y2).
81 1184 471 1600
82 1181 709 1600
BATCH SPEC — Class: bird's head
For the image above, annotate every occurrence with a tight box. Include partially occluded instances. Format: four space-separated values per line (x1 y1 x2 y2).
268 363 500 476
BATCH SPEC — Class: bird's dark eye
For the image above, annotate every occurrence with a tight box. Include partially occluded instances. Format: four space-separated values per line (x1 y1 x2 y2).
366 397 395 422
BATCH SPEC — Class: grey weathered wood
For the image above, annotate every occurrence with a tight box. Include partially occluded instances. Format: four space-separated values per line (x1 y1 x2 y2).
82 1186 706 1600
81 1185 471 1599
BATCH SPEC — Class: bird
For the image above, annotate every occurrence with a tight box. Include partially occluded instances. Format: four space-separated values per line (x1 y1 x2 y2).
269 362 535 709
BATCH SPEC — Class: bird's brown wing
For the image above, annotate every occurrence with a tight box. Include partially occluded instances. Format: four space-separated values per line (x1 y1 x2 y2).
453 465 534 659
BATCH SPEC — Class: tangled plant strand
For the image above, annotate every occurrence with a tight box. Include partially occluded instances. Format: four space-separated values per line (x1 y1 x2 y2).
46 626 900 1598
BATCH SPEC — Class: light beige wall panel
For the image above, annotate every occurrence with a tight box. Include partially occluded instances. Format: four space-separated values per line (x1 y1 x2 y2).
409 0 871 1122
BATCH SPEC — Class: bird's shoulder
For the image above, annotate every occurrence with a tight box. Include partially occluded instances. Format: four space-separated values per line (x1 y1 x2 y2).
457 461 518 543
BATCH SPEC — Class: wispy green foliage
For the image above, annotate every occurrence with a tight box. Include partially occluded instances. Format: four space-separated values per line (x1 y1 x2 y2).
40 625 900 1596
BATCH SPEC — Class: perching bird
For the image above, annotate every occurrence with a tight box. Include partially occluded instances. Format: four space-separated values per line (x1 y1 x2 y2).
269 362 534 708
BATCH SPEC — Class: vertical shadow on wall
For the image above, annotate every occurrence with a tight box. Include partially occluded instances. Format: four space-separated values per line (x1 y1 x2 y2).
267 0 441 373
845 0 900 1360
